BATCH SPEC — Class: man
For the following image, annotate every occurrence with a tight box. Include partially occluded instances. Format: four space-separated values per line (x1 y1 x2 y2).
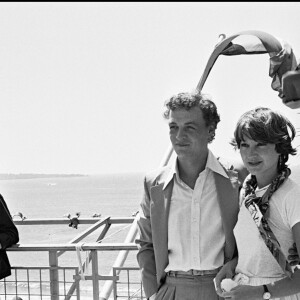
135 91 247 300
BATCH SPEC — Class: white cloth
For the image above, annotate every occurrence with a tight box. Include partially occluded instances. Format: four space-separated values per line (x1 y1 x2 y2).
234 177 300 299
164 150 228 272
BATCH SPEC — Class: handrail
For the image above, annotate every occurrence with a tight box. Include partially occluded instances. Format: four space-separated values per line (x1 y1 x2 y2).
12 216 134 225
7 242 138 252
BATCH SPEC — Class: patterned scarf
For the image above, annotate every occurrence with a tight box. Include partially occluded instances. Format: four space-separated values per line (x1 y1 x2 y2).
242 167 293 278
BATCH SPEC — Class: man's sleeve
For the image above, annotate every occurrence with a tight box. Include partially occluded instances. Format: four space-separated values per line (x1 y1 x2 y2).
0 194 19 249
135 177 158 298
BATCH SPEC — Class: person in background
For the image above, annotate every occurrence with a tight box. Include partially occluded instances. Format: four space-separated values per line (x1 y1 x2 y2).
135 91 248 300
215 107 300 300
0 194 19 280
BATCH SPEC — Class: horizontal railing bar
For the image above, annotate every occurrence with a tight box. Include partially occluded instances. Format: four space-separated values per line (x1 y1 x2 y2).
7 242 138 251
73 275 119 280
13 217 135 225
113 267 140 271
11 266 77 270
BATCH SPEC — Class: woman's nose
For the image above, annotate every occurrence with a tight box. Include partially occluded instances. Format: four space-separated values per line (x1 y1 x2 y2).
248 147 258 156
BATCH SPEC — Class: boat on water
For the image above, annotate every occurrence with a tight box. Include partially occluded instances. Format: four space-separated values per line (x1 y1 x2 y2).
1 30 300 300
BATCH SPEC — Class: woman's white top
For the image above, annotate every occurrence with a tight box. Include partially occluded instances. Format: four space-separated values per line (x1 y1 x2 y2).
235 177 300 286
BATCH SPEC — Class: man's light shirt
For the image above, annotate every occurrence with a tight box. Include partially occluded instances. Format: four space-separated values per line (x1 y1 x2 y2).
164 150 228 272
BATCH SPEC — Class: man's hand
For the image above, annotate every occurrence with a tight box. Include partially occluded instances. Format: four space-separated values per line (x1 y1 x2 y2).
288 243 300 266
214 258 237 296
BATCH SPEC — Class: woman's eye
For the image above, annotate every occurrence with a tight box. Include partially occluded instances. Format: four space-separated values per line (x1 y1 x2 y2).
240 143 248 148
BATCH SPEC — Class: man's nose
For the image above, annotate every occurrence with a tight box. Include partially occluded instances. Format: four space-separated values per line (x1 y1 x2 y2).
176 128 186 140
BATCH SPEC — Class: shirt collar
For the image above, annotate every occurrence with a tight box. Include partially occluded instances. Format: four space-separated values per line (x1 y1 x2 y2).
163 150 228 190
206 150 229 179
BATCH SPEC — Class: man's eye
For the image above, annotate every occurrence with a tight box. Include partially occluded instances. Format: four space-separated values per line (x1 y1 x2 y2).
257 143 267 147
240 143 248 148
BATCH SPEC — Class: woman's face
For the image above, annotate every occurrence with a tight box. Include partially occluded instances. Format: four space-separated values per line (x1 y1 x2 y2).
239 135 280 186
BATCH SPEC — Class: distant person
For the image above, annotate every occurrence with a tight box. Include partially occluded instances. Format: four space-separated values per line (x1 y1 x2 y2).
0 194 19 280
135 91 248 300
215 107 300 299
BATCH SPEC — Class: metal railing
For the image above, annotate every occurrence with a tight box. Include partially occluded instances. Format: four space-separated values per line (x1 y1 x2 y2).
1 216 142 300
112 267 144 300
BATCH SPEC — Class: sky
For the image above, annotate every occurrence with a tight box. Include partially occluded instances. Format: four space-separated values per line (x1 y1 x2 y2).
0 2 299 175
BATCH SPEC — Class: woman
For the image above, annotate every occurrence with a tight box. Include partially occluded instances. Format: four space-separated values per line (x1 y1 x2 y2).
215 107 300 299
0 193 19 279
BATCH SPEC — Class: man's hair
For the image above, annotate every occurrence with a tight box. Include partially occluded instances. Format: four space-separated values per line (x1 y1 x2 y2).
163 91 220 143
231 107 297 171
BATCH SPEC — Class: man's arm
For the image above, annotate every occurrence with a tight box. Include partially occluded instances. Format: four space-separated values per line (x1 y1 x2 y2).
0 194 19 249
214 257 238 295
135 177 158 298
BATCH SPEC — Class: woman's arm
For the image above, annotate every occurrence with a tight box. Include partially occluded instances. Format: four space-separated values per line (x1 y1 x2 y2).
265 222 300 298
221 222 300 299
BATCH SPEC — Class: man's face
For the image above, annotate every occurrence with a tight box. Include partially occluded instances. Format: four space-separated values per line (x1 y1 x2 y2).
168 106 211 161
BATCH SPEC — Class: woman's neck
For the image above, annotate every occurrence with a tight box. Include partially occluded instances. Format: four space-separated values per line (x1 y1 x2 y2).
256 172 278 189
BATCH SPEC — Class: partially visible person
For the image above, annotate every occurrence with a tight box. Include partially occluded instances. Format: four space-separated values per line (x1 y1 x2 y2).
215 107 300 299
0 194 19 280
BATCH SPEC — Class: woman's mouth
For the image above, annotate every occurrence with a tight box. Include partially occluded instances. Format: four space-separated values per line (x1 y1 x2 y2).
248 161 262 166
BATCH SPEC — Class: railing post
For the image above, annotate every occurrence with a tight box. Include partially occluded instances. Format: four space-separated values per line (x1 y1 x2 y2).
99 217 139 299
112 268 117 300
91 249 100 299
49 250 59 300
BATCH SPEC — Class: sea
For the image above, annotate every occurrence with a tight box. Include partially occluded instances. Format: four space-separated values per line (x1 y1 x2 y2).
0 172 146 299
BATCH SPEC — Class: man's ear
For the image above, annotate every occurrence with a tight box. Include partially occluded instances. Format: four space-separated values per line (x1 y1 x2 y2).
208 125 216 142
209 125 215 133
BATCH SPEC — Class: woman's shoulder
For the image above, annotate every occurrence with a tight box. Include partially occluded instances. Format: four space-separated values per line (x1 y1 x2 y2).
272 178 300 208
281 176 300 195
290 164 300 183
272 177 300 218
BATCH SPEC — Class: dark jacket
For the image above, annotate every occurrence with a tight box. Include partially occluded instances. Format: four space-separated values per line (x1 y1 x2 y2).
0 194 19 280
